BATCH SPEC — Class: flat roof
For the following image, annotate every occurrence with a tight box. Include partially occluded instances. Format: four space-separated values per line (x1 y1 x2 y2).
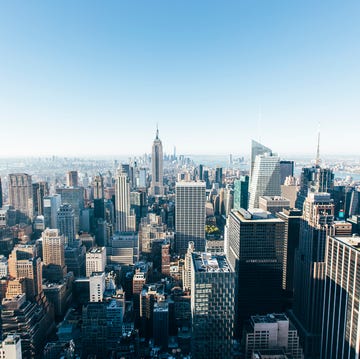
333 235 360 251
192 252 233 273
232 209 283 223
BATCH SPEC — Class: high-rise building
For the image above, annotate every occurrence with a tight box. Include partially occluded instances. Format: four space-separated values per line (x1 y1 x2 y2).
175 181 206 254
276 209 302 296
86 247 106 277
191 252 235 358
43 194 61 229
259 196 290 215
115 169 131 232
249 153 281 210
0 334 22 359
8 173 33 223
42 229 66 281
151 127 164 196
290 192 334 358
280 160 294 185
244 313 303 359
42 229 65 267
153 301 169 350
225 209 285 330
0 176 3 208
250 140 272 179
320 236 360 359
233 175 249 211
321 235 360 359
215 167 223 187
89 271 105 302
32 181 49 216
296 166 334 210
57 203 76 245
92 174 104 199
56 187 84 233
66 170 79 187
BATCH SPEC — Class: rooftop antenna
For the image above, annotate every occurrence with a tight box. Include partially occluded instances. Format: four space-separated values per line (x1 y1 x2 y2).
315 122 321 166
257 106 262 143
156 123 159 139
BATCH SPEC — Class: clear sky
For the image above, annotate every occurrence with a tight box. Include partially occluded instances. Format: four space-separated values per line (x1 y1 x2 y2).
0 1 359 157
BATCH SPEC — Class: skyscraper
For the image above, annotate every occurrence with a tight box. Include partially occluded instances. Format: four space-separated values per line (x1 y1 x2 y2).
92 174 104 199
225 209 285 331
150 127 164 196
56 187 84 233
250 140 272 179
42 229 65 267
0 176 3 208
115 169 131 232
175 181 206 254
57 203 76 245
66 170 79 187
290 192 334 358
43 194 61 229
8 173 33 223
321 235 360 359
233 175 249 211
249 152 281 210
280 160 294 185
32 181 49 216
191 252 235 358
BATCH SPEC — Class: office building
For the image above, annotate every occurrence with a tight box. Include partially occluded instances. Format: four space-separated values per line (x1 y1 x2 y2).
281 176 298 208
42 229 66 281
321 235 360 359
43 194 61 229
57 203 76 245
8 173 33 223
66 170 78 187
0 255 8 278
107 232 139 265
175 181 206 254
115 169 131 232
153 301 169 350
89 271 106 302
92 174 104 199
191 252 235 358
86 247 106 277
244 314 303 359
290 193 334 358
151 127 164 196
296 166 334 210
56 187 84 233
225 209 285 329
32 181 49 216
215 167 223 187
249 153 281 210
1 293 55 358
280 160 294 185
234 175 249 210
0 176 3 208
276 209 302 295
0 334 22 359
250 140 272 179
259 196 290 215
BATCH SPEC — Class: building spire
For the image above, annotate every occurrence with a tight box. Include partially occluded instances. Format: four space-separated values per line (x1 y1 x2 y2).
156 123 159 140
315 123 321 167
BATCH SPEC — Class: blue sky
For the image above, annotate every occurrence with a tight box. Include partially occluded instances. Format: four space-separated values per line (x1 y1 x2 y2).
0 1 359 157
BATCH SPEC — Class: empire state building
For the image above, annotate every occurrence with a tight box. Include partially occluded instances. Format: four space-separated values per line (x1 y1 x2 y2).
151 127 164 196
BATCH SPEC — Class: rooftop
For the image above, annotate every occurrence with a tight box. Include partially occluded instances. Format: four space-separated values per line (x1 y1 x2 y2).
333 235 360 251
89 246 105 254
251 313 288 324
192 252 232 273
233 209 283 223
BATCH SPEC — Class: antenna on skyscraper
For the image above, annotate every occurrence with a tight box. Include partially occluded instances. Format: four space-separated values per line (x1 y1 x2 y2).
315 122 321 167
257 106 262 142
156 123 159 139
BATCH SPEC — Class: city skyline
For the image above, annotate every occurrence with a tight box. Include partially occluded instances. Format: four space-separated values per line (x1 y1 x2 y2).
1 1 360 157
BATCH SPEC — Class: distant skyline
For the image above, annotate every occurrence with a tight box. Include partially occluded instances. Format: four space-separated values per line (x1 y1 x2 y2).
1 1 359 157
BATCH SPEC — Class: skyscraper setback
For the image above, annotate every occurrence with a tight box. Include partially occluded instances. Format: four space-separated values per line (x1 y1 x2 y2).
151 127 164 196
